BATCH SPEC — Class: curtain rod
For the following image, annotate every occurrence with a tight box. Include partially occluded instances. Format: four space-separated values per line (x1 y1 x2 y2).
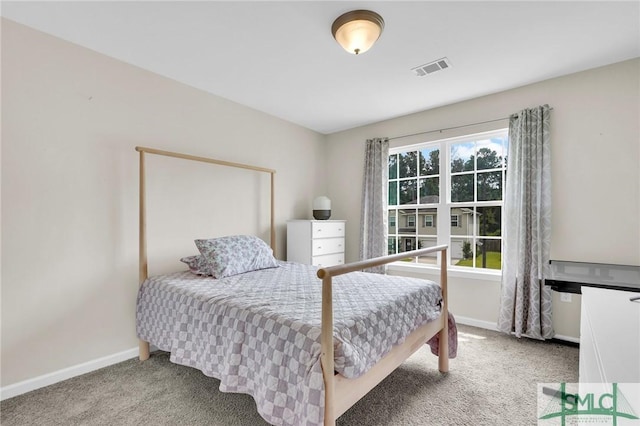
388 108 553 141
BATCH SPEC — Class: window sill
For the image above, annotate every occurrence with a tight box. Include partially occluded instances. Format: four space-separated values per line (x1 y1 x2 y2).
386 262 502 282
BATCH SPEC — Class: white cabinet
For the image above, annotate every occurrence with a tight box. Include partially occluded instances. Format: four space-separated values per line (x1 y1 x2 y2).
287 220 345 268
579 287 640 384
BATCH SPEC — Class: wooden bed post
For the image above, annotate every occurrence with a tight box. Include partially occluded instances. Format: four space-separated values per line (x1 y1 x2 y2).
138 149 150 361
321 275 336 426
438 248 449 373
270 172 276 254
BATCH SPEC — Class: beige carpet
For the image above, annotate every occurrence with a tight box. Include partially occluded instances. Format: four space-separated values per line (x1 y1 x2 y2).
1 325 578 425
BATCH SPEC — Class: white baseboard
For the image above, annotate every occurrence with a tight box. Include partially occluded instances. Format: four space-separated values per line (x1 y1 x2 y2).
553 334 580 344
0 347 139 401
455 315 580 344
454 315 499 331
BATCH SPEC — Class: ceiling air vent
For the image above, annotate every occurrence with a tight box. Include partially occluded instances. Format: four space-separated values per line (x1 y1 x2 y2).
411 57 452 77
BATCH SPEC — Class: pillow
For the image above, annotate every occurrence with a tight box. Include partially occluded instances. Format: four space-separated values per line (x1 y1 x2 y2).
195 235 278 279
180 255 211 276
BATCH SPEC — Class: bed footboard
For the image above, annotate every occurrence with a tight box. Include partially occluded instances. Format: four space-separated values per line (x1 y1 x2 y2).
317 245 449 426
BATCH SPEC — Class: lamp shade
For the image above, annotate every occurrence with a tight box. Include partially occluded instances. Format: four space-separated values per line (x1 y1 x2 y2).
313 196 331 220
331 10 384 55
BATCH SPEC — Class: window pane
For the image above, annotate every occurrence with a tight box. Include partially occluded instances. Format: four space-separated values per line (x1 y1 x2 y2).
418 208 437 236
388 237 397 255
476 138 504 170
388 154 398 179
417 236 438 265
477 206 501 236
420 147 440 176
450 207 475 236
476 239 501 270
398 151 418 178
451 237 474 268
399 179 417 204
419 177 439 203
398 236 416 253
451 174 473 202
477 171 502 201
398 209 417 233
451 142 474 172
388 210 397 234
388 181 397 205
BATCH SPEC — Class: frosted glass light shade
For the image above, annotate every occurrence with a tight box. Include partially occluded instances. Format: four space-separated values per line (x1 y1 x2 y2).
331 10 384 55
313 196 331 220
313 196 331 210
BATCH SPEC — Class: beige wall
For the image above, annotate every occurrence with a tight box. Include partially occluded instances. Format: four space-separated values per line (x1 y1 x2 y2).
326 58 640 339
0 19 326 387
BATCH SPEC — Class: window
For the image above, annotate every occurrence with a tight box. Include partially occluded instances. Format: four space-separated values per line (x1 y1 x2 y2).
424 214 434 227
387 129 508 271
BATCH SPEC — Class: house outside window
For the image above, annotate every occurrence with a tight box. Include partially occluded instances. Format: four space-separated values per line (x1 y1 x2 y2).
387 129 508 271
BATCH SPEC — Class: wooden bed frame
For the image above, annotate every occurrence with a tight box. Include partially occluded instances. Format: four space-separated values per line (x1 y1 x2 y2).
135 146 449 426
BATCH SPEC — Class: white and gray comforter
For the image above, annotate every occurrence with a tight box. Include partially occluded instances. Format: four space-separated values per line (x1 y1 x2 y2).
136 261 452 425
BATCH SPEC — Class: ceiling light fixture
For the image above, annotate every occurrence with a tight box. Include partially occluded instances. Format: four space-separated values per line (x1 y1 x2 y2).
331 10 384 55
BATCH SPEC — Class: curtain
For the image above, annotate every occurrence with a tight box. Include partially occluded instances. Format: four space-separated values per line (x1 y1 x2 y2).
360 138 389 273
497 105 554 339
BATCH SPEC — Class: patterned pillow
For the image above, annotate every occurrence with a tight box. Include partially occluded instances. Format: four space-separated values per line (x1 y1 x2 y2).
180 255 211 276
195 235 278 278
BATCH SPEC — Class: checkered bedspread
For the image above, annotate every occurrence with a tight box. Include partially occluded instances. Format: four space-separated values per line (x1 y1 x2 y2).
136 261 452 425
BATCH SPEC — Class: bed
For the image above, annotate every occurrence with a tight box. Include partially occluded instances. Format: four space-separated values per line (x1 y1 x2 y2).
135 146 455 426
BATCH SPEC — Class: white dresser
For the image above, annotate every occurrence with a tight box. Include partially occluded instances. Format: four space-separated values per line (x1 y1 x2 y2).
547 261 640 384
286 220 345 268
580 286 640 384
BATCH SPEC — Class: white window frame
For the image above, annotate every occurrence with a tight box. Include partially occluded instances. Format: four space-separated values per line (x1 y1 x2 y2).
450 214 459 227
407 215 415 227
387 128 507 275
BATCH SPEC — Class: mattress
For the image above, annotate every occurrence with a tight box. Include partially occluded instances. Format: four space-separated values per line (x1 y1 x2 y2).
136 261 449 425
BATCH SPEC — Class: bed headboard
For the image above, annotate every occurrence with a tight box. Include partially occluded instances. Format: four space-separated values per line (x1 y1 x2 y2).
135 146 276 284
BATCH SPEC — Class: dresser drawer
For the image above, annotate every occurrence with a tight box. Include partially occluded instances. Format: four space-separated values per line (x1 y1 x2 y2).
312 237 344 256
312 221 345 239
312 253 344 268
287 220 346 266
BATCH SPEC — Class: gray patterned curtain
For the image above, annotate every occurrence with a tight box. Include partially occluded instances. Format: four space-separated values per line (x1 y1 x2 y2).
360 138 389 273
497 105 554 339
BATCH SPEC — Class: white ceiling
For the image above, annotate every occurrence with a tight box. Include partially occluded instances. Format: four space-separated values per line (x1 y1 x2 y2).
2 1 639 134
